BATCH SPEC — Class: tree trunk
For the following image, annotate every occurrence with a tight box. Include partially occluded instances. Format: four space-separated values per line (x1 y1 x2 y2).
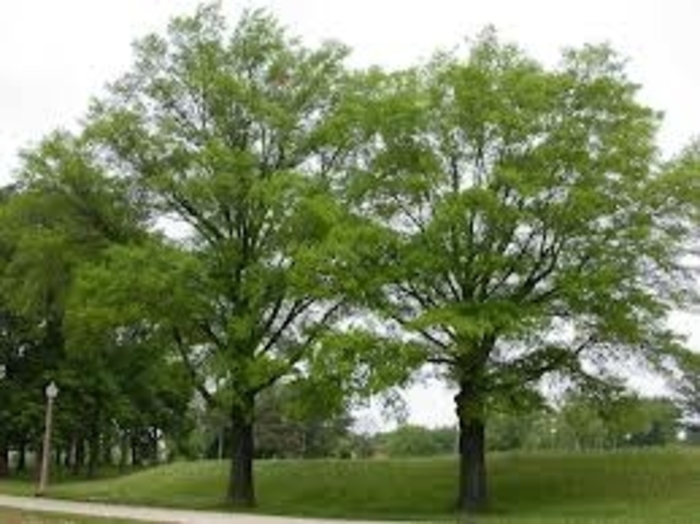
455 386 488 513
72 438 85 476
119 431 129 471
131 434 141 467
217 428 224 461
227 395 255 507
103 431 113 467
0 440 9 478
88 430 100 478
149 428 159 463
16 440 26 472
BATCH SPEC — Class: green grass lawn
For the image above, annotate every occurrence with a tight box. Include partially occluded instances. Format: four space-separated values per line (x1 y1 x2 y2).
2 447 700 522
0 507 152 523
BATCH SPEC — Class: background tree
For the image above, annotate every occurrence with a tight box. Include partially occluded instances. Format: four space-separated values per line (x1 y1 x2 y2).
0 132 163 478
673 348 700 429
344 33 700 512
554 390 680 449
247 382 354 459
486 410 544 451
375 425 457 457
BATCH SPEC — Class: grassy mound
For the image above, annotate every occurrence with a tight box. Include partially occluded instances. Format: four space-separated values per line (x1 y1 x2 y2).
2 448 700 522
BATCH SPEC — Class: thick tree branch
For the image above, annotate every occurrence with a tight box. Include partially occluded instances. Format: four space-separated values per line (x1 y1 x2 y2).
257 298 315 356
488 335 595 394
172 328 216 407
198 320 226 351
168 190 224 243
252 301 346 394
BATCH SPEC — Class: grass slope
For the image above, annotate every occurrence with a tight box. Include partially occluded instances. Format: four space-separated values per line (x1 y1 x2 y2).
2 448 700 522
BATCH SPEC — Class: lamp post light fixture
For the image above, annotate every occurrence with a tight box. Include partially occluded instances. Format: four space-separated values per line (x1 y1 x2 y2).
36 381 59 497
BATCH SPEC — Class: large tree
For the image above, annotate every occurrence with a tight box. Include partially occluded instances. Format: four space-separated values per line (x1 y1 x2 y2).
74 5 360 506
344 34 700 511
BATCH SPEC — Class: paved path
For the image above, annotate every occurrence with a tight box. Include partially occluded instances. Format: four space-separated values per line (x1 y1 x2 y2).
0 495 395 523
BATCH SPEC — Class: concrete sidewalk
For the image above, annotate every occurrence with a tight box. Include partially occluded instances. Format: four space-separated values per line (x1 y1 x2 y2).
0 494 394 523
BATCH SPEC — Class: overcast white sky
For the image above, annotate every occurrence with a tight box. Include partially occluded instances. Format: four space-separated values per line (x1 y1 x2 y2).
1 0 699 428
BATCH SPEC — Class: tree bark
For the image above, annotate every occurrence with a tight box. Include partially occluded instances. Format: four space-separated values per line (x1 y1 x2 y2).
455 385 488 513
227 395 255 507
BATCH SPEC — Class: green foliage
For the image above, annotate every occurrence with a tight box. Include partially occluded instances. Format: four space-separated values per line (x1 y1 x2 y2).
253 384 354 459
375 425 457 457
186 381 356 460
486 411 544 451
487 394 681 451
674 348 700 420
341 28 700 449
555 393 680 449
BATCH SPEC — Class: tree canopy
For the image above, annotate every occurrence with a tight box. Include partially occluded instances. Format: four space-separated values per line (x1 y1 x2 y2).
337 32 700 510
67 5 364 506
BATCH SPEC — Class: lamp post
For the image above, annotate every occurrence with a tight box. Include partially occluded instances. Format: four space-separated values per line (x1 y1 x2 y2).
36 381 58 497
0 364 6 478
